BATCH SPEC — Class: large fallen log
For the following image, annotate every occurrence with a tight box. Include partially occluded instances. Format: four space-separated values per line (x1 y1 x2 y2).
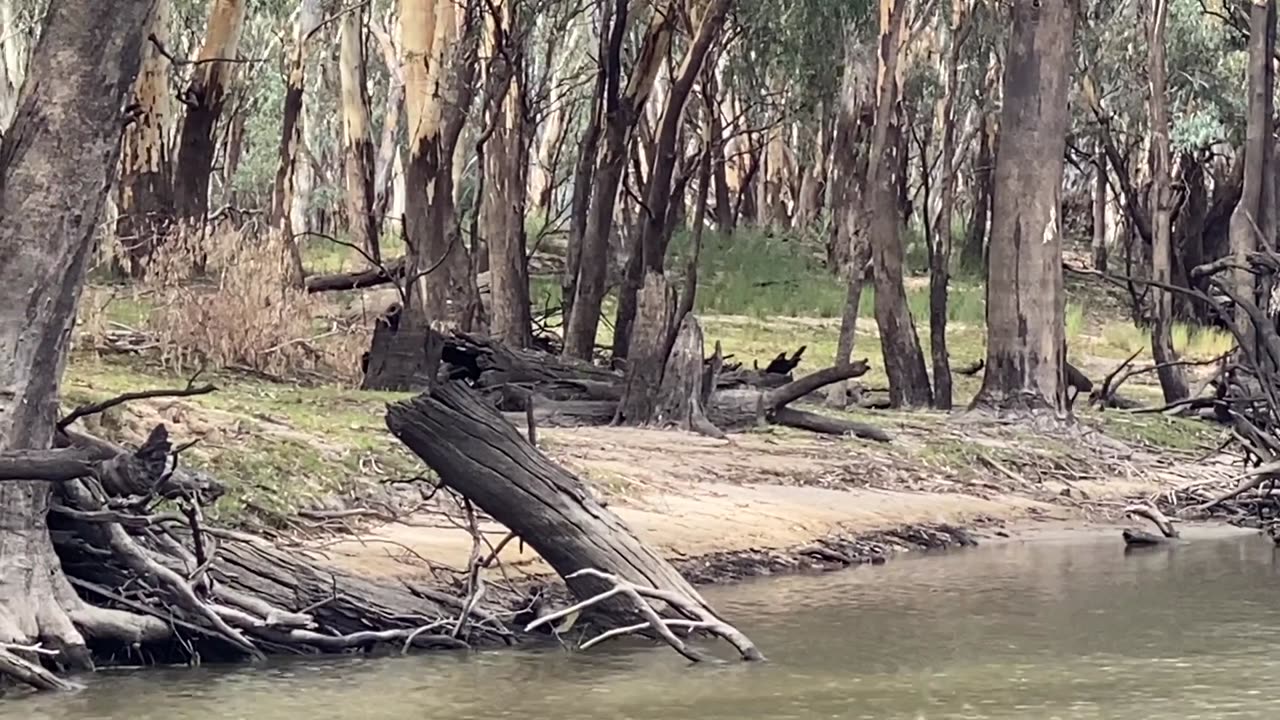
385 381 762 659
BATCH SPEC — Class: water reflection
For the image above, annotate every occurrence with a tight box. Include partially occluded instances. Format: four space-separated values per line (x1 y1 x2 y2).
5 532 1279 719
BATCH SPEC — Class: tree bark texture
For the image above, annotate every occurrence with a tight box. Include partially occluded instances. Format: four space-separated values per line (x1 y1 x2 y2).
480 0 533 349
173 0 247 222
0 0 156 662
562 0 675 360
1228 0 1276 356
386 383 714 620
1146 0 1189 403
115 0 172 279
340 5 382 264
612 0 730 359
928 0 972 411
972 0 1075 415
271 0 322 283
1092 147 1108 273
364 0 482 390
867 0 932 408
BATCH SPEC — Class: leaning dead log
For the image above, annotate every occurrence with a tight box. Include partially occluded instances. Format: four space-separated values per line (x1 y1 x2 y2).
385 382 761 658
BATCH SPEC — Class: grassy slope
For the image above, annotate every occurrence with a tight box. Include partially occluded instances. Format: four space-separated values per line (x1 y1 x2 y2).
66 229 1229 526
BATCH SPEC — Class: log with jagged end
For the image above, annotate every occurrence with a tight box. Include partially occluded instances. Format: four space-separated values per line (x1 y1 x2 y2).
385 382 763 660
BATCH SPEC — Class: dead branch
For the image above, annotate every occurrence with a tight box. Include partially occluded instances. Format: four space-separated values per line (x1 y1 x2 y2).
526 568 763 662
1195 460 1280 511
1121 502 1177 540
58 382 216 430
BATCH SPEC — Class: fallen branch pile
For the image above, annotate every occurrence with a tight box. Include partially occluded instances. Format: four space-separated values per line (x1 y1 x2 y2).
436 332 891 442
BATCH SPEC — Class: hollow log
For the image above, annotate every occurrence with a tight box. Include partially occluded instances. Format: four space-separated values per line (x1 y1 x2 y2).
385 382 723 622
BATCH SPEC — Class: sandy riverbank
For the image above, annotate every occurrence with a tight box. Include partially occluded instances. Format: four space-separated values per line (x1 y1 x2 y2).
318 418 1240 584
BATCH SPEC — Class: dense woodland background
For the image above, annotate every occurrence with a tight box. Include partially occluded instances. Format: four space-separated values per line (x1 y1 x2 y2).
0 0 1264 412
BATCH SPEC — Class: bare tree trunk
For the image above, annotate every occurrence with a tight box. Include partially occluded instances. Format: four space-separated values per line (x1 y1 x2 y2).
825 31 875 406
1147 0 1188 403
972 0 1075 415
1092 145 1108 272
562 5 617 341
116 0 173 279
1229 0 1276 357
0 0 31 130
0 0 155 671
562 0 674 361
868 0 931 408
929 0 972 411
174 0 247 223
960 61 997 276
363 0 481 390
481 0 533 348
340 5 381 264
370 15 404 227
612 0 730 363
271 0 321 284
615 0 730 418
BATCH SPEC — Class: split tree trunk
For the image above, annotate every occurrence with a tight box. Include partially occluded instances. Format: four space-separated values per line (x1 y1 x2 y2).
867 0 932 408
364 0 481 390
480 0 533 349
614 0 730 392
339 4 382 264
0 0 156 668
115 0 172 279
1229 0 1276 357
1146 0 1188 403
972 0 1075 415
174 0 247 223
370 15 404 226
562 0 675 360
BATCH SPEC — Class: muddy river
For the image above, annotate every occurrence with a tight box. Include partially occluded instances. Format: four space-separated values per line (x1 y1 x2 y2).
5 529 1279 719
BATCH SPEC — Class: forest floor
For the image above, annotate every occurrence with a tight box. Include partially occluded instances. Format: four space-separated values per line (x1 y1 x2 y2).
59 234 1248 588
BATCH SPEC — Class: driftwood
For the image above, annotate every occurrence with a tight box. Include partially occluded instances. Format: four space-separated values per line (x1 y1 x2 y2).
707 361 890 441
1121 502 1180 546
385 382 761 657
526 568 762 662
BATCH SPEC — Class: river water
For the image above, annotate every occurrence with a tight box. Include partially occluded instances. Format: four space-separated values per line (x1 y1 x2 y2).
4 530 1279 719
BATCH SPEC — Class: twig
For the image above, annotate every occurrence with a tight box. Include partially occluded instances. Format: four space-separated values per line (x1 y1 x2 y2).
58 381 216 430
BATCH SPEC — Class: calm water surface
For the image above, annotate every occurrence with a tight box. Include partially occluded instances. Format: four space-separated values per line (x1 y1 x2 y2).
5 531 1279 719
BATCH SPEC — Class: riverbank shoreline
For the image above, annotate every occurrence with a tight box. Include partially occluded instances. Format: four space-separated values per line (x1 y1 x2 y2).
316 416 1245 593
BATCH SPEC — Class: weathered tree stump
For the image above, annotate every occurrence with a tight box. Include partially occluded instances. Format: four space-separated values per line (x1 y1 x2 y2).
617 273 678 424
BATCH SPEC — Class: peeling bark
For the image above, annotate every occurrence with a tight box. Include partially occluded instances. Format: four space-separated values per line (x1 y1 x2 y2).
173 0 247 223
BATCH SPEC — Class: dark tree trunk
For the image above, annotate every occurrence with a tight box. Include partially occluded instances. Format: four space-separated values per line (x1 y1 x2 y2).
867 0 932 408
173 0 247 223
386 383 718 618
115 0 172 279
0 0 156 666
1229 0 1276 356
563 1 675 360
972 0 1075 415
611 0 730 362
